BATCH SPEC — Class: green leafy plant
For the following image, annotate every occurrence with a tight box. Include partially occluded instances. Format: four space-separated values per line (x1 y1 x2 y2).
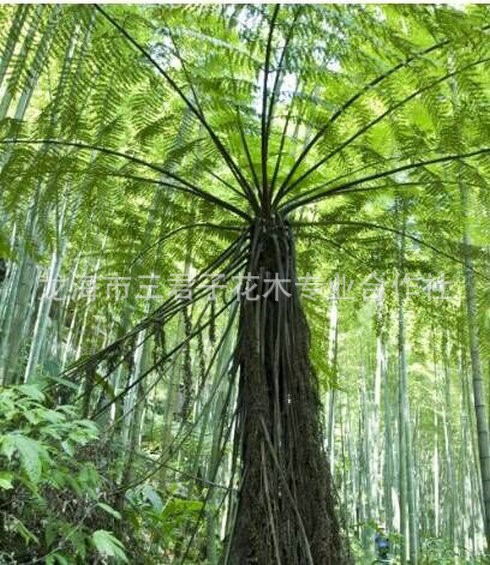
0 383 127 563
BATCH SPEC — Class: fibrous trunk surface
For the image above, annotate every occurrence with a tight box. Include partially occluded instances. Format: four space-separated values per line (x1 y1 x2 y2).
229 217 349 564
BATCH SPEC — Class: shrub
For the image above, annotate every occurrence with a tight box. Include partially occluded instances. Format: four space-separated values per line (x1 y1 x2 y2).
0 383 127 563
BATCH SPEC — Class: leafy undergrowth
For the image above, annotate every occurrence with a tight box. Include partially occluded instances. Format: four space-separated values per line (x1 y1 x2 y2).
0 383 214 564
0 383 129 563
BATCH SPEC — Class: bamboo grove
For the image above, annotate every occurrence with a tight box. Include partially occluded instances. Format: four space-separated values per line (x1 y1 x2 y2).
0 4 489 564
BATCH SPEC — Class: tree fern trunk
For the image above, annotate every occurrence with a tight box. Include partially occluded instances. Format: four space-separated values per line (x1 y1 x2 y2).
228 218 348 564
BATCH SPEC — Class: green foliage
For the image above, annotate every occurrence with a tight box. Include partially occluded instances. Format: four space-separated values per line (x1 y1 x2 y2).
91 530 128 563
0 383 127 563
410 537 490 565
123 478 209 562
